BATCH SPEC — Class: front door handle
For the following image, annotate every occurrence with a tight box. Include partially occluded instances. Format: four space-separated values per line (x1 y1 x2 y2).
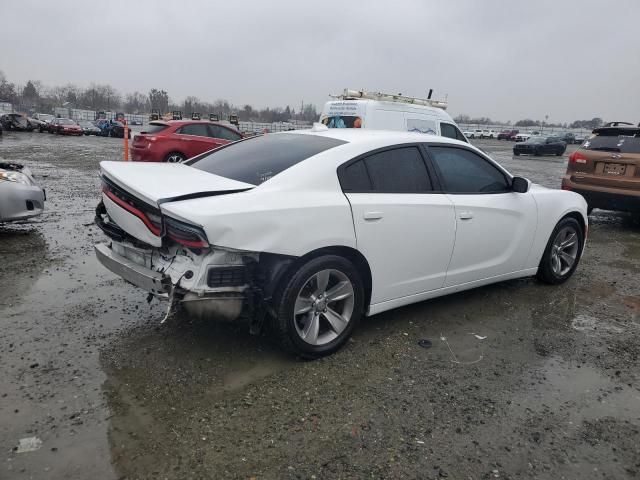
459 211 474 220
363 211 383 220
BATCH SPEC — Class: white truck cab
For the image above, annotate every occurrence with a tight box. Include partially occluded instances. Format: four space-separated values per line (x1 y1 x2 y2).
319 89 468 143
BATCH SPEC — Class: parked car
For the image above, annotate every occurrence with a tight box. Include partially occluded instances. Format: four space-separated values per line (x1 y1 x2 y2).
465 129 484 139
562 123 640 214
0 113 34 132
481 129 497 139
78 120 101 135
130 120 243 162
94 127 588 357
514 133 531 142
319 89 468 143
0 162 46 222
573 132 589 144
48 118 83 135
497 129 519 140
554 132 576 144
32 113 55 132
514 136 566 156
95 119 131 139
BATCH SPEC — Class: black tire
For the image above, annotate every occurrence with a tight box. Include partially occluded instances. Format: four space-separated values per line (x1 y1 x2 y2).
534 148 541 156
514 151 520 156
536 217 584 285
272 255 365 359
164 152 186 163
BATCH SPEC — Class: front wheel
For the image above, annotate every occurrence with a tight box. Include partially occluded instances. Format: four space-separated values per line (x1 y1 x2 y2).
272 255 364 358
514 151 520 156
537 217 584 285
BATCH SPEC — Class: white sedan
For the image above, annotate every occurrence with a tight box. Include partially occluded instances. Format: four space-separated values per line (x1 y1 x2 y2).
95 127 588 357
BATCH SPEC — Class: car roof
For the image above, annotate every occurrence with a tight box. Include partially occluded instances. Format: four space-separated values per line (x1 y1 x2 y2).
285 127 472 150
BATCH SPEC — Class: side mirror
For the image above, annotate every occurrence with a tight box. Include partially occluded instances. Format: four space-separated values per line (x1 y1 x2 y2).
512 176 529 193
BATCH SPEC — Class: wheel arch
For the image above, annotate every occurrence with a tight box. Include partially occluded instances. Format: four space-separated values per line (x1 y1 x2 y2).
263 245 373 312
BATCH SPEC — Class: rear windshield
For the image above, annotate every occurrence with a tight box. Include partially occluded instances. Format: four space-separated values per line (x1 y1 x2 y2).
142 123 169 134
188 133 346 185
321 116 362 128
584 134 640 154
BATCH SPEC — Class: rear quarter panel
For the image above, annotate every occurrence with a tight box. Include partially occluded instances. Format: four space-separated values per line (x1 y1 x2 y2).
525 187 588 268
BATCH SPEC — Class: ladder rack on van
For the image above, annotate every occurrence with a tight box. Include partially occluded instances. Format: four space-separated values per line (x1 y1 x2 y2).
330 88 448 110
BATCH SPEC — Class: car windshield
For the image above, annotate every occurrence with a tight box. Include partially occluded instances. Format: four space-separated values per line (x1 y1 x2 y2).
39 114 54 121
525 137 546 144
188 133 346 185
583 134 640 154
58 119 75 125
79 121 93 127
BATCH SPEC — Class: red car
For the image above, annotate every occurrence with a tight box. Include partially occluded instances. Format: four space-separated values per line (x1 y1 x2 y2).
49 118 83 136
130 120 244 162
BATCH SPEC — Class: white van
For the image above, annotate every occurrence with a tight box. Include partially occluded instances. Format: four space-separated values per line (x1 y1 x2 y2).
319 89 468 143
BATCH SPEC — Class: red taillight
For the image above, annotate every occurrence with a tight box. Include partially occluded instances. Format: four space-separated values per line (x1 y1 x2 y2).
102 186 162 236
568 151 588 164
165 216 209 249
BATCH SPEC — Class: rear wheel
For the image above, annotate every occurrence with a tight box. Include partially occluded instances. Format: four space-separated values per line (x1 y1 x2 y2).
537 217 584 284
534 148 541 156
272 255 364 358
165 152 186 163
514 151 520 156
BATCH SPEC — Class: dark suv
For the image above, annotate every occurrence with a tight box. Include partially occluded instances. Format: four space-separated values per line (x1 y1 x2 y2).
561 122 640 214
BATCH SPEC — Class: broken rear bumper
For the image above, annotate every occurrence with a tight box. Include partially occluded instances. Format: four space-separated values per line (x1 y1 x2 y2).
95 243 169 295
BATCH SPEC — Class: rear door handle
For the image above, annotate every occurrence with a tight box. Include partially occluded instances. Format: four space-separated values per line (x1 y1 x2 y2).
363 211 383 220
459 211 474 220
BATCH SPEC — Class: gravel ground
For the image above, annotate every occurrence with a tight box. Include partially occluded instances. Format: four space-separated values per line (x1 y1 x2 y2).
0 132 639 480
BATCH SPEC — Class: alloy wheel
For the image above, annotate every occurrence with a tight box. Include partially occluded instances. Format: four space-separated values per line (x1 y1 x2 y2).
550 226 579 276
293 269 355 346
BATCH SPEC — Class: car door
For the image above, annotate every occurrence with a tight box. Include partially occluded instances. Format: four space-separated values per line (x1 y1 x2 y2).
176 123 212 158
424 145 537 287
340 145 456 305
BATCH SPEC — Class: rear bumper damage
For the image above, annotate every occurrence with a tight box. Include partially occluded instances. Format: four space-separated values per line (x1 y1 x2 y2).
94 206 296 327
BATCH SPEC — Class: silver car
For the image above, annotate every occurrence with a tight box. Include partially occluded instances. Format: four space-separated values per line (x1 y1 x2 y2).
0 162 45 222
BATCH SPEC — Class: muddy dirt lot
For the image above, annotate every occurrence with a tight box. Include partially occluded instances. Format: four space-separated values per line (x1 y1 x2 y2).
1 132 639 480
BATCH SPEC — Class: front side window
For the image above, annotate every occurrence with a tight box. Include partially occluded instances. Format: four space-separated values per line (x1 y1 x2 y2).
428 146 509 193
440 123 468 143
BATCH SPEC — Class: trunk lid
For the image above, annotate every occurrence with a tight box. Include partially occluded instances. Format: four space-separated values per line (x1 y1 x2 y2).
100 161 254 207
99 161 254 247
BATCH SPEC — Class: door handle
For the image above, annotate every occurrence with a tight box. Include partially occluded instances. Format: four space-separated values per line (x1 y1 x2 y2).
459 211 474 220
363 211 383 220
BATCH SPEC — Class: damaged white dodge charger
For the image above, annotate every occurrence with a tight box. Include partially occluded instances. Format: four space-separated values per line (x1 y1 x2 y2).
95 128 588 357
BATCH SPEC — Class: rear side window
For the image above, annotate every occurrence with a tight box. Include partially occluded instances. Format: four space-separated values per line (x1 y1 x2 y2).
583 134 640 154
209 124 242 141
179 124 209 136
340 160 371 191
142 123 169 134
188 133 346 185
428 146 509 193
339 147 432 193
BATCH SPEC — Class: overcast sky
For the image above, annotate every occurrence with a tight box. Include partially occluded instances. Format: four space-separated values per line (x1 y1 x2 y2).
3 0 639 123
